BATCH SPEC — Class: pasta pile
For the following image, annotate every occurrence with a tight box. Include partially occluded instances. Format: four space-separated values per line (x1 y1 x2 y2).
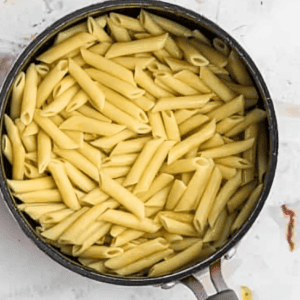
2 9 268 277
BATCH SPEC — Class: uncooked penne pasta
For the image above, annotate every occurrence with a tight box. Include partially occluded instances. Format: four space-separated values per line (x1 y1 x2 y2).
110 136 151 156
107 17 131 42
14 189 62 203
144 185 172 208
148 111 167 139
76 104 111 123
178 114 209 136
161 111 180 141
87 16 113 43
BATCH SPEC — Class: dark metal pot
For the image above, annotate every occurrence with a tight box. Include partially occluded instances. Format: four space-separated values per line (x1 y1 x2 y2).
0 1 278 299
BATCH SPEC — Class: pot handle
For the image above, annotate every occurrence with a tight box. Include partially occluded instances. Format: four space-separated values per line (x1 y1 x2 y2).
180 260 239 300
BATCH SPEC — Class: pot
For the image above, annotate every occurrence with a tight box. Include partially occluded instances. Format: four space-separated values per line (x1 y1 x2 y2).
0 1 278 299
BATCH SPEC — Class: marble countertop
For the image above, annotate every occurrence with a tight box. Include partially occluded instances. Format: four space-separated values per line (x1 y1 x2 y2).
0 0 299 299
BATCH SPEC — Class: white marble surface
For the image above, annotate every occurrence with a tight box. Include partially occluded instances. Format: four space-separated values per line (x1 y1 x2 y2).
0 0 299 299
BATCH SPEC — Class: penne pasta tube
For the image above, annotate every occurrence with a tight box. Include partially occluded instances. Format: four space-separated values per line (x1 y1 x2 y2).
148 240 203 277
170 237 202 251
99 209 161 233
165 57 200 74
24 162 43 179
134 66 174 98
144 185 172 208
189 39 228 68
194 166 222 235
2 134 12 164
68 58 105 112
47 160 81 211
112 229 145 247
198 138 255 159
37 129 52 174
110 136 151 156
115 248 174 276
81 48 136 87
225 108 267 137
76 104 111 123
173 69 211 93
33 109 80 149
80 187 110 207
22 122 39 138
179 114 209 136
216 164 237 180
91 129 137 150
10 71 26 120
212 38 230 56
111 56 155 71
227 180 257 214
200 66 236 102
110 225 127 238
214 156 253 169
242 124 259 184
7 177 56 193
197 100 223 114
78 245 123 259
20 63 38 125
207 95 245 122
231 184 263 234
40 84 80 117
37 32 96 64
4 115 25 180
168 119 216 164
145 11 192 37
110 12 145 32
76 141 103 169
176 37 209 66
198 133 225 151
161 111 181 141
208 170 242 227
36 60 69 108
14 189 62 203
123 138 164 186
52 75 76 98
87 16 113 43
99 171 145 219
134 140 176 195
174 109 199 125
59 115 125 136
105 33 168 58
154 78 178 94
152 94 213 112
160 216 199 237
105 237 169 270
215 116 244 135
64 161 97 193
102 166 130 179
222 80 259 99
175 158 215 212
165 180 187 211
40 208 74 225
148 111 167 139
102 154 138 168
192 29 211 45
226 49 253 86
107 17 131 42
53 147 99 182
257 122 268 183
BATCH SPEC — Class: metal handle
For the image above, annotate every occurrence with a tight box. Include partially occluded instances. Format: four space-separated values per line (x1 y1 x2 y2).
180 260 239 300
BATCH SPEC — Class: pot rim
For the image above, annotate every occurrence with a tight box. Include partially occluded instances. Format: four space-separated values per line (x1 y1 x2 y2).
0 0 278 286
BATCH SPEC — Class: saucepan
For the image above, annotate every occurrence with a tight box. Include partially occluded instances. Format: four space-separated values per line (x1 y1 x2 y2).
0 1 278 299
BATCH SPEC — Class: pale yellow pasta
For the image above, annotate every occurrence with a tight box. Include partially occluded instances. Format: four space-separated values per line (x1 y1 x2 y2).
199 133 224 151
105 237 168 270
175 157 214 212
23 163 43 179
102 166 130 179
99 171 145 219
208 170 242 227
47 160 81 211
77 245 123 259
76 104 111 123
22 121 39 137
197 100 223 114
165 57 199 73
198 138 255 159
87 16 112 43
110 225 127 238
65 89 90 112
207 95 244 122
79 186 110 207
110 136 151 156
216 164 237 180
99 209 161 233
160 216 199 237
170 237 202 251
213 37 230 56
130 95 155 112
2 134 13 164
123 138 164 186
105 33 168 59
111 56 155 70
222 81 258 99
178 114 209 137
144 185 172 208
161 111 180 141
227 181 257 214
231 184 263 234
189 39 228 68
7 177 56 193
168 119 216 164
52 75 75 99
214 156 253 169
148 111 167 139
192 29 211 45
14 189 62 203
10 71 26 120
40 208 74 225
102 154 138 168
110 12 144 32
225 108 267 137
37 32 96 64
4 115 26 180
134 67 174 98
257 123 268 183
200 66 236 102
107 17 131 42
112 229 144 247
149 240 203 277
53 147 99 182
152 94 213 113
194 166 222 235
91 129 137 150
227 49 253 86
215 116 244 135
154 78 178 94
33 109 80 149
134 140 176 194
